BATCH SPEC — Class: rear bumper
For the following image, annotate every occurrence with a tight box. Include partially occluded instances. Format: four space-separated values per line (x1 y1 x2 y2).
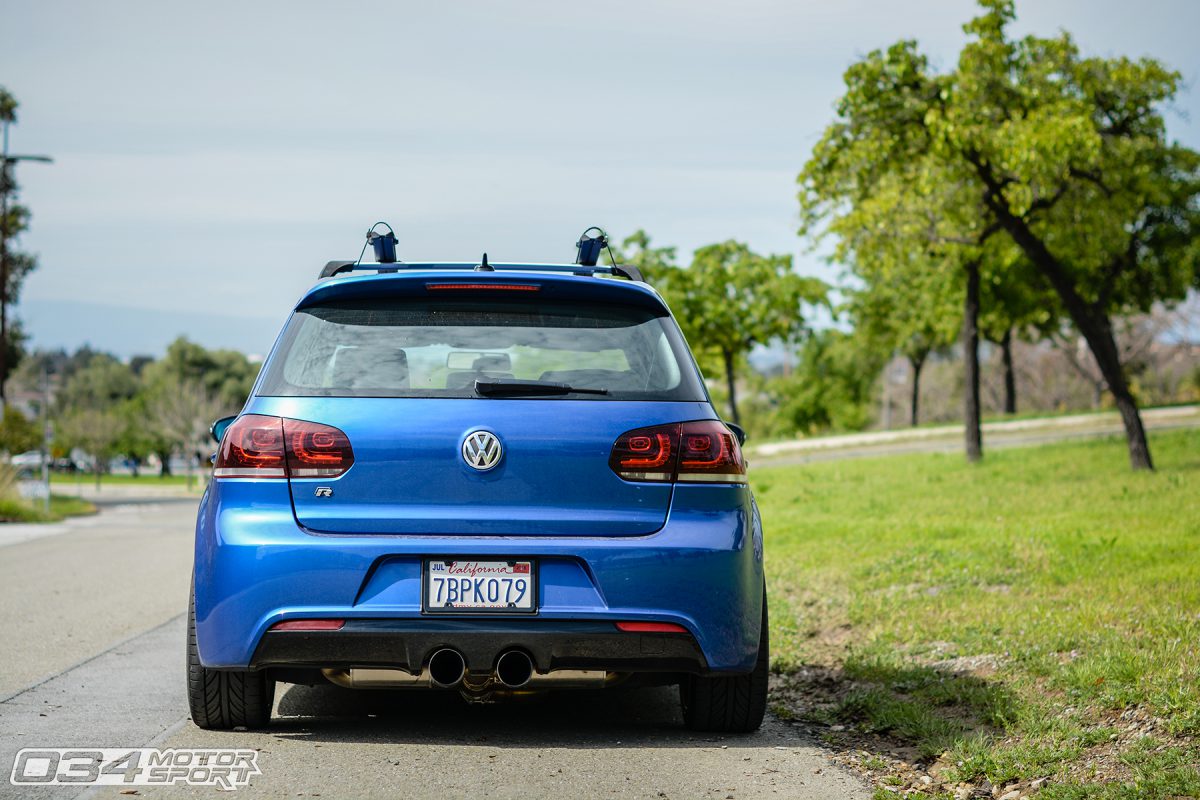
193 481 764 674
251 619 707 674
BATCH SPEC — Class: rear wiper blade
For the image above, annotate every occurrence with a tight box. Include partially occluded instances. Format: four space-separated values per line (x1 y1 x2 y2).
474 379 608 396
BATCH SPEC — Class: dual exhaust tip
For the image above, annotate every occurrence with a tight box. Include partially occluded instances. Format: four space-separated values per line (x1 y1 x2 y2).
427 647 533 689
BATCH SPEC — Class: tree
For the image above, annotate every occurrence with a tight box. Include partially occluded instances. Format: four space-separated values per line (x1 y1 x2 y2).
0 405 39 454
800 1 1200 470
618 230 678 284
139 338 256 475
113 397 160 478
0 87 42 400
56 407 122 488
771 329 886 434
659 241 827 427
56 355 139 412
143 337 257 410
847 254 959 427
978 260 1059 415
144 374 224 487
53 356 139 484
801 134 1012 460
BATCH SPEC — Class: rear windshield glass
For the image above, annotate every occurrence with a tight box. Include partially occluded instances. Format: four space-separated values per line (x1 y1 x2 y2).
256 298 706 401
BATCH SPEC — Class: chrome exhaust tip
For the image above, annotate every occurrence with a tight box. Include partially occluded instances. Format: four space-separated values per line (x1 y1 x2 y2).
427 648 467 688
495 650 534 689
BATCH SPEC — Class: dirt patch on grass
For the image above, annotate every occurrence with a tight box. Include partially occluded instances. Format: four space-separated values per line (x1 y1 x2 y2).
768 622 1196 799
770 663 1010 797
771 662 1199 798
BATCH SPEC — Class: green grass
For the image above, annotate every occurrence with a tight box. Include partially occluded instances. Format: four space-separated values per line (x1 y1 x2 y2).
756 428 1200 797
0 494 98 523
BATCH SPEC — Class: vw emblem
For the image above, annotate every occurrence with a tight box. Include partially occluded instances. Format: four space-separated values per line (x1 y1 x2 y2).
462 430 503 471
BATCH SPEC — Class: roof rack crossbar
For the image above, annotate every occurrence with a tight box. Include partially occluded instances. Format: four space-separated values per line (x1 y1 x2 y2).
317 261 646 283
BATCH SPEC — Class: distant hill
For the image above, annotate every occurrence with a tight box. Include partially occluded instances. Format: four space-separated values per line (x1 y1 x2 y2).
20 298 280 358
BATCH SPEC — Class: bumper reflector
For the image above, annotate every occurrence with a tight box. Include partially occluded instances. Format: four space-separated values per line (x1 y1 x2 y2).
615 621 688 633
270 619 346 632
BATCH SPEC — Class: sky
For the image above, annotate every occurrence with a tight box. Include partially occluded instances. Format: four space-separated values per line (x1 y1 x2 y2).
2 0 1198 358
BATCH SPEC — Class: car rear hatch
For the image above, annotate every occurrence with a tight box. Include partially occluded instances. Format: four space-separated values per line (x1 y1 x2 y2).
258 397 711 535
250 274 713 537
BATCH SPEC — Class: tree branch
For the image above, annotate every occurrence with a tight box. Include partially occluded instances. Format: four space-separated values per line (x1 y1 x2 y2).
1068 167 1114 197
1027 183 1070 216
1096 223 1144 309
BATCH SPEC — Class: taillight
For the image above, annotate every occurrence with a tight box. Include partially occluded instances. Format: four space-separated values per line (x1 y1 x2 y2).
285 419 355 477
608 421 747 484
676 420 747 483
609 423 679 482
214 415 353 479
214 414 286 478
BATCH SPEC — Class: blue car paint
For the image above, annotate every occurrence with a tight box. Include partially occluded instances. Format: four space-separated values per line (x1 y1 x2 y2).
193 265 766 675
193 481 763 672
261 397 711 536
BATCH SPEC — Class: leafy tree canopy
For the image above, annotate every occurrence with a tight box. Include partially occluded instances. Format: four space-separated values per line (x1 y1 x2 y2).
56 356 138 412
0 405 39 455
798 0 1200 468
142 337 257 412
771 329 885 435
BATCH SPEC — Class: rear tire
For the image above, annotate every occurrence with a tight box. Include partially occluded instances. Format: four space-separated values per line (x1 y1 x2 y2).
187 589 274 730
680 592 768 733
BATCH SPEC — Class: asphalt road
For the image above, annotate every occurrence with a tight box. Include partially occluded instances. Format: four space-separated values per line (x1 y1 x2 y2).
0 495 868 800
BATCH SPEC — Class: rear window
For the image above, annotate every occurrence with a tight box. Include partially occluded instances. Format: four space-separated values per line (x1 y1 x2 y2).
256 298 706 401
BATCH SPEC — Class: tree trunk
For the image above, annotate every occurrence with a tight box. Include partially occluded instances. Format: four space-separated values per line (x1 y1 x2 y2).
0 174 8 406
977 176 1153 469
962 261 983 463
158 449 172 477
721 347 740 427
1000 327 1016 415
908 353 926 427
1034 274 1150 468
1077 313 1154 469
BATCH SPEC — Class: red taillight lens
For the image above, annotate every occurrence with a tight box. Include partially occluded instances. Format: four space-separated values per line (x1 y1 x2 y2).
214 416 353 479
615 621 689 633
214 414 287 478
425 283 541 292
284 419 355 478
676 420 747 483
609 423 679 482
608 421 746 484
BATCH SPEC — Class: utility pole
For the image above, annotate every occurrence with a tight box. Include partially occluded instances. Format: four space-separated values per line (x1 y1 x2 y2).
0 118 52 406
41 364 51 513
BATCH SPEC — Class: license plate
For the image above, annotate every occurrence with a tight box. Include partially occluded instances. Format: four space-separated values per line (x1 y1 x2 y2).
423 559 537 613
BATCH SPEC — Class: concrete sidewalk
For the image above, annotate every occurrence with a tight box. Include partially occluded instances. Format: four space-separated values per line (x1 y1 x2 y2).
751 404 1200 463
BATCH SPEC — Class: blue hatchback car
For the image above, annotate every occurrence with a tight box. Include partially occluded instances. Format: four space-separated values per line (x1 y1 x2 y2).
188 246 768 732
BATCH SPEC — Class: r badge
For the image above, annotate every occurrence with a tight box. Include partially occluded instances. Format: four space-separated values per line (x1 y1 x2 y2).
314 487 333 498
